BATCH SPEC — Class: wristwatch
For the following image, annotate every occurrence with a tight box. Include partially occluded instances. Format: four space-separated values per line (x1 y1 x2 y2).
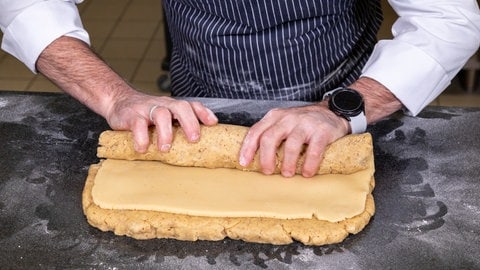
322 87 367 134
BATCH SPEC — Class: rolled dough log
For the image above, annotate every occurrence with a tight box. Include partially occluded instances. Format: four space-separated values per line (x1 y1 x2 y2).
97 124 373 175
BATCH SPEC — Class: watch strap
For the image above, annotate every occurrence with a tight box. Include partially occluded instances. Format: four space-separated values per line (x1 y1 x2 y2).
322 88 339 100
349 111 367 134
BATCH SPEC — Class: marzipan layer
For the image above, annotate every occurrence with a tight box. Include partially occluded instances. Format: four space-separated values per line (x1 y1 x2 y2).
83 162 375 245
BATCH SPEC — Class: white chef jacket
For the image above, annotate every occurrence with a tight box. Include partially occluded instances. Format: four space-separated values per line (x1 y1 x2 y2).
0 0 90 72
1 0 479 116
362 0 480 115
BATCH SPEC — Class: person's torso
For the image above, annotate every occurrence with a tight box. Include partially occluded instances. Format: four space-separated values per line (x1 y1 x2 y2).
163 0 382 101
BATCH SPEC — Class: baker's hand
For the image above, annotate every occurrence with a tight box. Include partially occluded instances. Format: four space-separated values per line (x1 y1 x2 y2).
34 36 217 153
239 102 349 178
106 91 218 153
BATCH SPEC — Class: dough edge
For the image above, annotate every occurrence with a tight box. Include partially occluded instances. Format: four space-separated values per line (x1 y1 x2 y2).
82 162 375 246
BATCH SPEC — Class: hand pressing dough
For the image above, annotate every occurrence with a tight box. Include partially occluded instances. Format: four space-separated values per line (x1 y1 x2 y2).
97 124 373 175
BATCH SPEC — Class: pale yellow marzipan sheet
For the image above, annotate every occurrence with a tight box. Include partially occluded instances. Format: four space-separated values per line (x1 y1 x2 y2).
92 159 374 222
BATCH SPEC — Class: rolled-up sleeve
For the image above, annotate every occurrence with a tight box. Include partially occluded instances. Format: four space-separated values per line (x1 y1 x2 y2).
0 0 90 73
361 0 480 115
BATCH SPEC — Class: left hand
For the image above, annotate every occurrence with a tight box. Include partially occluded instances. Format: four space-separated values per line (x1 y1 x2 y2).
106 91 218 153
239 102 349 178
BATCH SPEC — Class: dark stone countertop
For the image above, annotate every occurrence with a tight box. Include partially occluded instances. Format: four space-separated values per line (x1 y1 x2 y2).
0 91 479 269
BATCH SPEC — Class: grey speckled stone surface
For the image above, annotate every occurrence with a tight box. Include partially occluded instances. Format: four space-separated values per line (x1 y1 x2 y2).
0 92 479 269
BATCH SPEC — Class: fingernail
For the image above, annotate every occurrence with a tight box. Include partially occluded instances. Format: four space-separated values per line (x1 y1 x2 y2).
134 142 146 153
160 144 171 152
263 169 273 175
239 156 247 167
283 171 294 178
302 171 314 178
190 133 200 142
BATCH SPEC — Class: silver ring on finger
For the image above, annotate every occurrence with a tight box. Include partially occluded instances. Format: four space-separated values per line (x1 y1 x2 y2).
148 105 160 122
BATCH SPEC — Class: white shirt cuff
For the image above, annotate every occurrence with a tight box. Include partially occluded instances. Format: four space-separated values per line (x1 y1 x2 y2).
361 40 450 116
1 0 90 73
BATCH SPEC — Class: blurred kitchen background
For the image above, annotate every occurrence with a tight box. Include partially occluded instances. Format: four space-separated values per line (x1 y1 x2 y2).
0 0 479 107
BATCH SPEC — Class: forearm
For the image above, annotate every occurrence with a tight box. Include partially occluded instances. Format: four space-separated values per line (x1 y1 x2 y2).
36 35 218 153
35 36 132 118
349 76 403 124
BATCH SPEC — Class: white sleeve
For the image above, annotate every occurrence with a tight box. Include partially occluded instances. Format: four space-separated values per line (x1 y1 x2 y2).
0 0 90 73
361 0 480 115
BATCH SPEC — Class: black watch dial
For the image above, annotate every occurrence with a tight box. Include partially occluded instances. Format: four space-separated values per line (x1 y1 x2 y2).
328 88 364 118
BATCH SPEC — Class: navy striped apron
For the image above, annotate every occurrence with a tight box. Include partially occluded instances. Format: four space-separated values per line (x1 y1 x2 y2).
163 0 382 101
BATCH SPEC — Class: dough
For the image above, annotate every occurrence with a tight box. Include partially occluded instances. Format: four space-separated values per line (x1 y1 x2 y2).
91 159 374 221
83 124 376 245
97 124 373 175
83 162 375 245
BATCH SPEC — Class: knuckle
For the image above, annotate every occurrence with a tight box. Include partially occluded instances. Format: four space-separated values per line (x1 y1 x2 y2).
172 100 192 112
284 143 300 154
264 108 284 119
156 107 171 117
260 129 280 146
189 101 203 108
307 150 323 160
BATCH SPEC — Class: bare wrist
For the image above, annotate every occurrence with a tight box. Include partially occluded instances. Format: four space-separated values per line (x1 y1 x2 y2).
318 100 351 134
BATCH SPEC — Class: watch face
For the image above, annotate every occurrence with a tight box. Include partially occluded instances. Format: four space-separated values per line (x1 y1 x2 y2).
330 88 364 116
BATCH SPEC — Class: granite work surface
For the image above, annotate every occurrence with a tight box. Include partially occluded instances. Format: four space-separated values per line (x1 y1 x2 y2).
0 91 479 269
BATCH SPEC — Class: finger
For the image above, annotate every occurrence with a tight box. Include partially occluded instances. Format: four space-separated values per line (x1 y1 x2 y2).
190 101 218 126
169 100 201 142
131 116 150 153
258 127 288 175
301 133 328 178
280 131 306 177
239 109 286 167
239 129 259 167
239 120 274 167
151 106 173 152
